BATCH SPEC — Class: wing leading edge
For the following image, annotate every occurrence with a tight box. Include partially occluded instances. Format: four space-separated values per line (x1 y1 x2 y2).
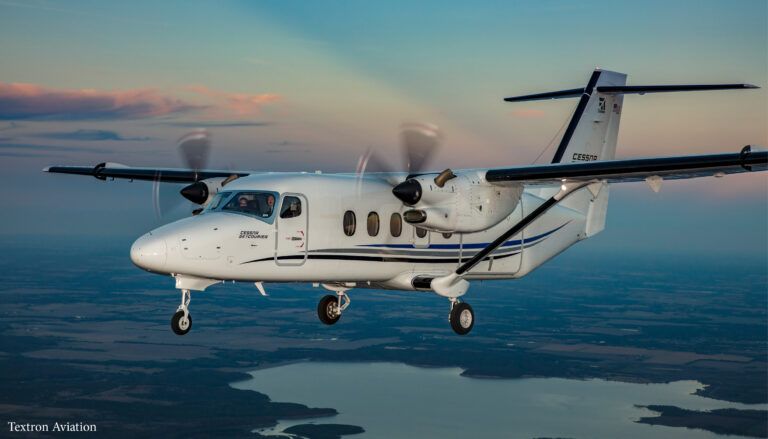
485 146 768 184
44 162 250 183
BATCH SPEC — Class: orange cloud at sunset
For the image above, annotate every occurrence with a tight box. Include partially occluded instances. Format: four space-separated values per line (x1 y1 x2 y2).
186 85 281 116
0 82 203 120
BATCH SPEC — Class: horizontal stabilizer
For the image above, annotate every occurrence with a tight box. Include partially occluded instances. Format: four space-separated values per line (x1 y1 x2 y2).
596 83 758 95
504 83 757 102
504 88 584 102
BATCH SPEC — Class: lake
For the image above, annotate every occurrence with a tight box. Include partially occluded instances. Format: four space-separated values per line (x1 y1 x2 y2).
231 362 766 439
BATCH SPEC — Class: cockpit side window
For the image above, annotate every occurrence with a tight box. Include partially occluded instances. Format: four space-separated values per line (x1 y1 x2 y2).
280 196 302 219
220 191 278 221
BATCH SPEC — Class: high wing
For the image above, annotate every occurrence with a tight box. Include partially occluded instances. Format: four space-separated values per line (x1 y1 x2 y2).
485 146 767 185
44 162 250 183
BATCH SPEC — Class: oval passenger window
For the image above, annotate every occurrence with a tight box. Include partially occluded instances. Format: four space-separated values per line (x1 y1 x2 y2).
367 212 380 237
343 211 356 236
390 213 402 237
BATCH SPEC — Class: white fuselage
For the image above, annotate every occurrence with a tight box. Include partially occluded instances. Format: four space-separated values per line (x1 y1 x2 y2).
130 173 588 291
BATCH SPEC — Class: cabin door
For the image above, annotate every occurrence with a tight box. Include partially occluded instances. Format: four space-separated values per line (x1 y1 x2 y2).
275 193 308 266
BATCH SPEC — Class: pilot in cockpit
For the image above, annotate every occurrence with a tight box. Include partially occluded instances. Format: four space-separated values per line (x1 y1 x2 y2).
264 195 275 217
223 192 275 218
236 195 258 215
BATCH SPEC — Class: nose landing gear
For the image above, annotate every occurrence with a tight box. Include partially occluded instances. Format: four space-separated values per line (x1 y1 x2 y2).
171 289 192 335
317 284 351 325
317 295 341 325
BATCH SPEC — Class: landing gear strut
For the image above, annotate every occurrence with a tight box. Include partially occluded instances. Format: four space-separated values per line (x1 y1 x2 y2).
171 289 192 335
449 299 474 335
317 285 351 325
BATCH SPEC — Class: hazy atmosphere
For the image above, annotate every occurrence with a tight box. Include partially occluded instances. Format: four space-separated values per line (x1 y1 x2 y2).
1 0 766 256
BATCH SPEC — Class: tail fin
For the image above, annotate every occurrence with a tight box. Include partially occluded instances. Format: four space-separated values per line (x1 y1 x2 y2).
504 69 757 237
550 69 626 163
505 68 627 163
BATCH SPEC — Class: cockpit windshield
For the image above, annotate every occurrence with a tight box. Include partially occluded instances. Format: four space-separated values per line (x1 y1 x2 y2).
206 192 230 211
205 191 279 223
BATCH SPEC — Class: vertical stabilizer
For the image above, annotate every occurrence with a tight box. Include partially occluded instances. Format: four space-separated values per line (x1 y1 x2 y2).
550 69 627 164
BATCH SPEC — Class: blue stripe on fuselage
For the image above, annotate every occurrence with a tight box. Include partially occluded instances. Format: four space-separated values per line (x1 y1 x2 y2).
358 222 568 250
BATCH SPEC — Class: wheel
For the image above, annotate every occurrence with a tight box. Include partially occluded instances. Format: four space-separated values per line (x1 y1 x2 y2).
317 295 341 325
171 310 192 335
449 302 474 335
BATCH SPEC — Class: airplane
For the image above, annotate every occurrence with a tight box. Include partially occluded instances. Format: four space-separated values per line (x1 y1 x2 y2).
44 69 767 336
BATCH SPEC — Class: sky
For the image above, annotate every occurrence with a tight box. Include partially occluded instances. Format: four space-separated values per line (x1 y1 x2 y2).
0 0 766 257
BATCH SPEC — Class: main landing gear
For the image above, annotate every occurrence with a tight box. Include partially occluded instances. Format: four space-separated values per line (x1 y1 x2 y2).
314 283 473 335
171 289 192 335
449 299 474 335
313 282 474 335
317 285 351 325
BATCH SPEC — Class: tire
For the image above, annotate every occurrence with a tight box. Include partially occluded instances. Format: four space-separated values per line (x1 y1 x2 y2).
171 310 192 335
317 295 341 325
449 302 474 335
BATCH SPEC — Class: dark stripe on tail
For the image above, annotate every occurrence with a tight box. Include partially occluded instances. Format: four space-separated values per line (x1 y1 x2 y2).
551 70 602 164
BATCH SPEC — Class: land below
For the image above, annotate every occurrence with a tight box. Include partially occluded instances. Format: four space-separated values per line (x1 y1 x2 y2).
0 236 765 437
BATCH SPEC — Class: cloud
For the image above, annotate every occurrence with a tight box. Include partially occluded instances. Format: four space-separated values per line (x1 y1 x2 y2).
186 85 280 116
161 120 272 128
0 82 281 122
33 129 151 141
510 108 546 119
0 142 113 153
0 151 57 158
0 82 205 120
0 122 22 131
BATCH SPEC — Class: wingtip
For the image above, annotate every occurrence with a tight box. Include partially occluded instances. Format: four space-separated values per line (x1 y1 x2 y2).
42 166 51 172
744 84 760 89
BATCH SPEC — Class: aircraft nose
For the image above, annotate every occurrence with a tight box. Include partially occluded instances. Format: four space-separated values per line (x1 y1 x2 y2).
130 233 167 272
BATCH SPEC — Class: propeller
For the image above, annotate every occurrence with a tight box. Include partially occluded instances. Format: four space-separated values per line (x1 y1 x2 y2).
391 123 458 207
151 130 211 219
400 122 441 174
356 122 444 196
151 178 191 219
178 130 211 179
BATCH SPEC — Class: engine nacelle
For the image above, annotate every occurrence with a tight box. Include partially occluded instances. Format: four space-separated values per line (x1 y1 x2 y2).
180 175 239 207
394 171 522 233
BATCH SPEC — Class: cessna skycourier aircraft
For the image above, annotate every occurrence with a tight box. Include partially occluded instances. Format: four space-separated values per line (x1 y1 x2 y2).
46 69 767 335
